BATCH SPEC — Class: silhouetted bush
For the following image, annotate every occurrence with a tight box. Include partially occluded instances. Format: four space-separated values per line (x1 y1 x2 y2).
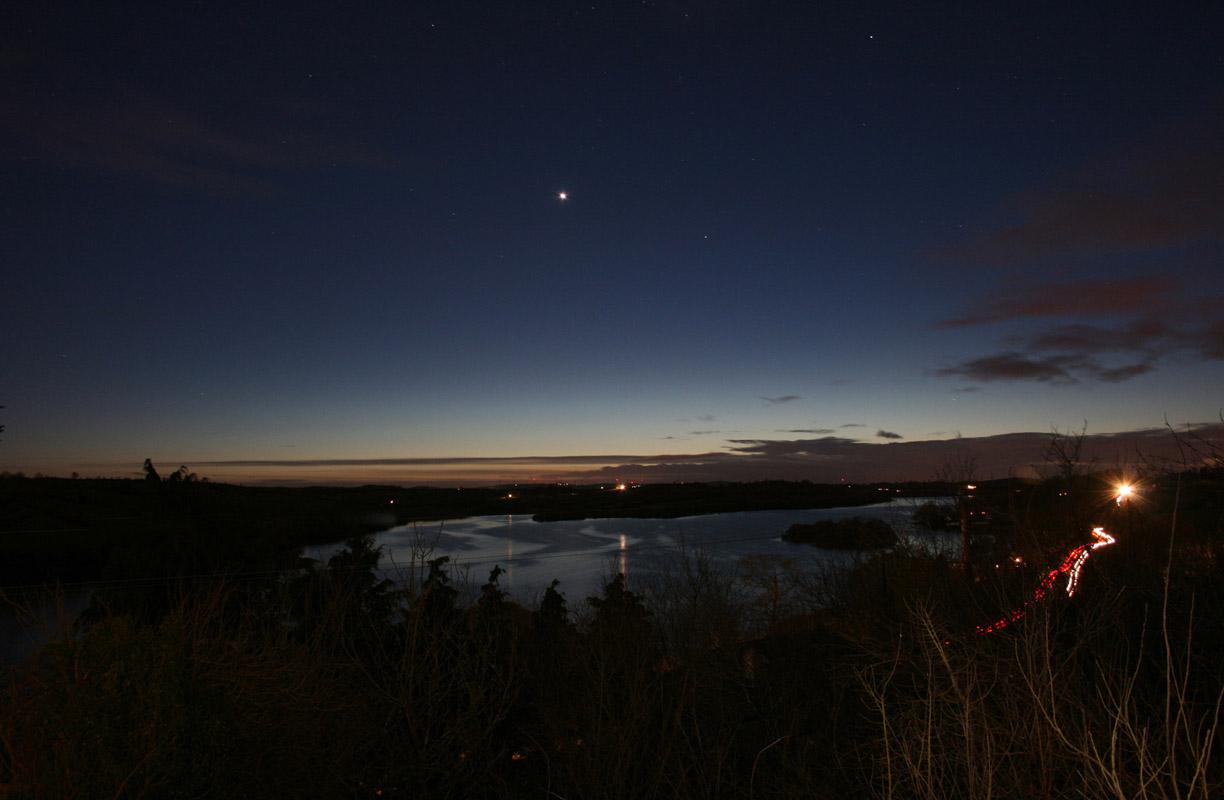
913 499 956 530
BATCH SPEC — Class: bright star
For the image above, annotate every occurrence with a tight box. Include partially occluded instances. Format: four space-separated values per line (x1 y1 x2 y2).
558 191 568 201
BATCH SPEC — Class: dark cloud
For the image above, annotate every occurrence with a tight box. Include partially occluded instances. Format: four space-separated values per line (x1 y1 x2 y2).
938 352 1158 385
204 453 709 468
2 86 397 195
1033 315 1224 364
1025 317 1174 355
1190 319 1224 359
939 277 1173 328
725 437 860 457
877 430 904 440
1094 362 1156 382
760 395 801 405
937 113 1224 265
195 425 1224 486
937 352 1083 383
840 423 866 428
938 308 1223 384
930 110 1224 385
777 428 835 434
585 426 1223 484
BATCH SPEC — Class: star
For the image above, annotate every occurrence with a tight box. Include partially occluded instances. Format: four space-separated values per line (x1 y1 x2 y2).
557 191 568 201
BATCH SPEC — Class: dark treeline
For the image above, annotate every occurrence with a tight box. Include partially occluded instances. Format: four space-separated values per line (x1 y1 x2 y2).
1 466 1222 797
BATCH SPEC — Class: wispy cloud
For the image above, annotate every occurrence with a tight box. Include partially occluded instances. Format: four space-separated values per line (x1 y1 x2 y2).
935 110 1224 265
935 352 1155 384
936 305 1223 384
939 277 1174 328
597 426 1222 483
688 430 721 436
877 430 903 440
929 107 1224 386
760 395 801 405
938 353 1082 384
1024 318 1173 355
203 454 695 468
1199 319 1224 359
777 428 835 434
191 425 1224 486
3 85 397 195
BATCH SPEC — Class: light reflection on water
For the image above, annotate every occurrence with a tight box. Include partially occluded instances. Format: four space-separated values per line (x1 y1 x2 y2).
306 498 958 605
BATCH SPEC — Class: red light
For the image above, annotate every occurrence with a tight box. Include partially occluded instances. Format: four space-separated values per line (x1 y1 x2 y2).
975 526 1115 635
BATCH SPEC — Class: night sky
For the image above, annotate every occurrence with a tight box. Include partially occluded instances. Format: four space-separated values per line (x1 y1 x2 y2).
3 1 1223 484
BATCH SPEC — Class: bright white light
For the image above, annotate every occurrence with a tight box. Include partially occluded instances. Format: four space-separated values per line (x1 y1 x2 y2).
558 191 568 201
1115 483 1134 505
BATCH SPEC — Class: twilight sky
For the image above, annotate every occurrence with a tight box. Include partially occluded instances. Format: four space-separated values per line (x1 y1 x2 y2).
2 1 1222 484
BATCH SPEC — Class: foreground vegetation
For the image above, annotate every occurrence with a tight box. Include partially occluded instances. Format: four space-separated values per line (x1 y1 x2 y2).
1 463 1222 798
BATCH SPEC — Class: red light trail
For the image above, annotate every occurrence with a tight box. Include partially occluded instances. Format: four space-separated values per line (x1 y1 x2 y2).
975 526 1116 636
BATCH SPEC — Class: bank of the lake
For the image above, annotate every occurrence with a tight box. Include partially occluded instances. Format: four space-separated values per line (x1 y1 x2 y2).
305 498 959 603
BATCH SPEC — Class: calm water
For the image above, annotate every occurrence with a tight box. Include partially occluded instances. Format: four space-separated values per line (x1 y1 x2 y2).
305 498 958 604
1 498 956 664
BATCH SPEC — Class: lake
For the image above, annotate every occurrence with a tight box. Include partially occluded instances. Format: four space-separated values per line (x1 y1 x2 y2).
305 497 959 605
1 498 956 664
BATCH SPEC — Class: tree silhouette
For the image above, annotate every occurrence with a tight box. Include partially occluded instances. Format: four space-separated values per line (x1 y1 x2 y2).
142 458 160 482
534 579 569 635
165 465 198 483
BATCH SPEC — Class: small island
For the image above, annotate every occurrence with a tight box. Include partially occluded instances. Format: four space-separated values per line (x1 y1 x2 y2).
782 517 897 549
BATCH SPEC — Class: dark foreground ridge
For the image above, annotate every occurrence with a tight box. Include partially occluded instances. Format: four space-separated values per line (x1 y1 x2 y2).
2 467 1221 798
